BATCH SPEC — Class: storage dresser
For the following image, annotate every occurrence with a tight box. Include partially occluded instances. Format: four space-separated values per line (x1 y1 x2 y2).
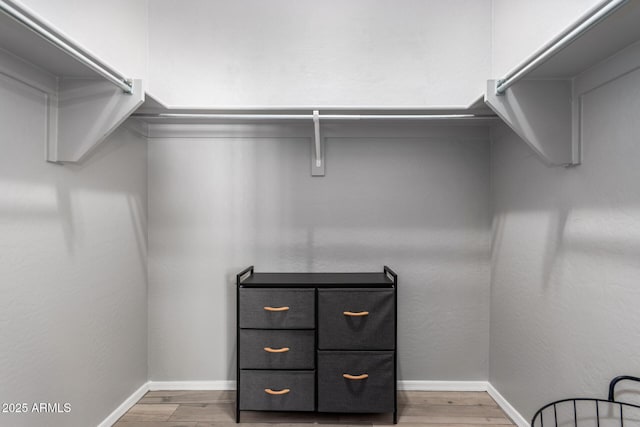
236 266 398 423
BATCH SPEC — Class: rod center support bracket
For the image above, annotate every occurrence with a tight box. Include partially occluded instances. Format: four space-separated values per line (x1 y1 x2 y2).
313 110 321 167
311 110 325 176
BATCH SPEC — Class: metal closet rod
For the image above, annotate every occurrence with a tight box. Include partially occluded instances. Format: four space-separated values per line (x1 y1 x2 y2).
0 0 134 94
495 0 629 95
132 113 499 121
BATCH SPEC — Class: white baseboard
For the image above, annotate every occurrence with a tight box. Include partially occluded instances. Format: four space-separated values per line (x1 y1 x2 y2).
149 380 487 391
98 380 528 427
148 380 488 392
398 380 488 391
487 383 530 427
98 381 150 427
148 380 235 391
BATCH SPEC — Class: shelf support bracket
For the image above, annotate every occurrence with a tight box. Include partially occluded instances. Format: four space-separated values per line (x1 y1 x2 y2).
485 79 579 167
47 78 144 163
311 110 325 176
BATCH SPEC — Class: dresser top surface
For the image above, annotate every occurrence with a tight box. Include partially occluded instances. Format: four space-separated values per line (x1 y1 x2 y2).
240 272 394 288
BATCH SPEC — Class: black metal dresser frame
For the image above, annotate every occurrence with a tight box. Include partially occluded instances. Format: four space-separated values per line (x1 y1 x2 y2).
235 265 398 424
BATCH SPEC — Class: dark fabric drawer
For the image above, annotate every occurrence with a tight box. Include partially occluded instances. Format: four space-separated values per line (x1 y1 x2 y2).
240 329 315 369
239 288 315 329
318 288 394 350
317 351 394 413
239 370 315 411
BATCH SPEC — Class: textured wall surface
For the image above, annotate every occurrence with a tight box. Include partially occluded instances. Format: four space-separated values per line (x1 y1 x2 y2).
491 0 602 77
14 0 149 80
489 66 640 420
0 72 148 426
148 123 491 382
148 0 491 107
8 2 639 423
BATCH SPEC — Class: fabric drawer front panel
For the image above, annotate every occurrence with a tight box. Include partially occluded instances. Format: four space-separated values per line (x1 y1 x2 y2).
317 351 394 413
240 288 315 329
240 329 315 369
318 289 394 350
239 370 315 411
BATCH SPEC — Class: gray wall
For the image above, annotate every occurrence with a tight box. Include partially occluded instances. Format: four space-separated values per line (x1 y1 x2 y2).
489 66 640 420
148 123 491 382
0 72 148 426
149 0 491 107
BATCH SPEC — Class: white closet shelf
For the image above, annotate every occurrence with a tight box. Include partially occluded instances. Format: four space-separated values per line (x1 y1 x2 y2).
133 94 497 177
486 0 640 167
133 93 498 123
0 0 144 164
524 0 640 80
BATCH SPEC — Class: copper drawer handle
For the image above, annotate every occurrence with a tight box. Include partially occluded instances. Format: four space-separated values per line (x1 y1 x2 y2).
265 388 290 395
264 306 289 312
264 347 290 353
343 373 369 380
343 311 369 317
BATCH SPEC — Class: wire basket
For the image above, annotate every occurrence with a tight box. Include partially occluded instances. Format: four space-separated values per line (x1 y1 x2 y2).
531 376 640 427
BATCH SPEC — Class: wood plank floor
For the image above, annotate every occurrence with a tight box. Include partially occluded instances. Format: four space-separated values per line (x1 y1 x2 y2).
115 390 515 426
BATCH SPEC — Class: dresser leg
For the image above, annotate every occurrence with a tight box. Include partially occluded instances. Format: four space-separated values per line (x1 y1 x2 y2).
393 410 398 424
236 408 240 423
